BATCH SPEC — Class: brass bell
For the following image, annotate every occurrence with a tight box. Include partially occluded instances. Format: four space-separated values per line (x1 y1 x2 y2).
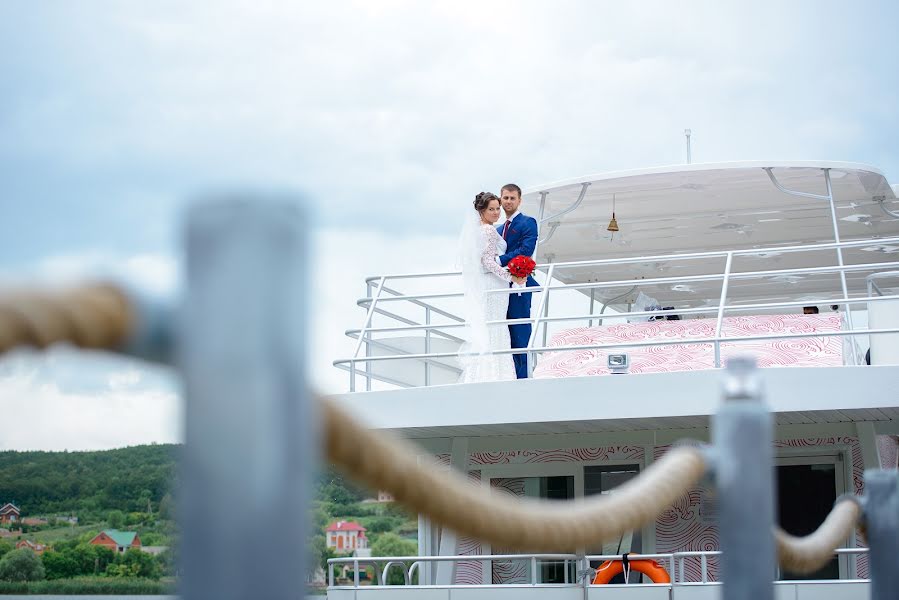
607 213 619 232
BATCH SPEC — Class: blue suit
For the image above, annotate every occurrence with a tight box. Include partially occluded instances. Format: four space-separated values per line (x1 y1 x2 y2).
497 213 539 379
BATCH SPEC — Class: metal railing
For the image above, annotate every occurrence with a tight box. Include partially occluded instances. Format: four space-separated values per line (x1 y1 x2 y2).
327 547 870 588
334 235 899 391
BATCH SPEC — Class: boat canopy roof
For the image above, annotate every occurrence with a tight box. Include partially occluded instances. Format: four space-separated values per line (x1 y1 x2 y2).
520 161 899 304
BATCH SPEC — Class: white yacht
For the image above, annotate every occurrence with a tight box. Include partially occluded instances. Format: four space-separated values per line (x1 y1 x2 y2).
328 161 899 599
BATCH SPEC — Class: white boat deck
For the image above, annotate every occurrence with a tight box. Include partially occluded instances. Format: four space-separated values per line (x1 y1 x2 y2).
329 365 899 443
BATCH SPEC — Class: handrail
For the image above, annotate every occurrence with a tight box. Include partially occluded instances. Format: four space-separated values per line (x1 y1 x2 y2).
341 293 899 337
342 334 462 374
328 547 871 588
334 326 899 366
343 233 899 389
378 283 465 323
356 259 899 303
358 236 899 281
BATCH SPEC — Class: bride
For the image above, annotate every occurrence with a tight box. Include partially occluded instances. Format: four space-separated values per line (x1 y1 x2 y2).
458 192 526 383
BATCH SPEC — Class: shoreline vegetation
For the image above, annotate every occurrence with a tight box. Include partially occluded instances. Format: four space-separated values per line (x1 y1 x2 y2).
0 576 177 595
1 445 418 594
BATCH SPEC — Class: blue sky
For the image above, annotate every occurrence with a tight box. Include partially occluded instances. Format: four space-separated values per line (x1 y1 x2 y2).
1 1 898 449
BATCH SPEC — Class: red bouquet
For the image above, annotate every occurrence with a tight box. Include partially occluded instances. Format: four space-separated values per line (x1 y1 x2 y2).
508 255 536 279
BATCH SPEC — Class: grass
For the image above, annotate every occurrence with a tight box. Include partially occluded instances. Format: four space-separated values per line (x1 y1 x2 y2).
0 577 176 595
22 524 97 544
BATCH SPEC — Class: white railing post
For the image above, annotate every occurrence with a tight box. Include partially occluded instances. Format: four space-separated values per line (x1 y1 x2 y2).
349 359 356 392
527 264 555 377
424 306 431 386
354 276 387 391
531 556 538 585
365 281 373 391
823 168 859 365
714 252 734 368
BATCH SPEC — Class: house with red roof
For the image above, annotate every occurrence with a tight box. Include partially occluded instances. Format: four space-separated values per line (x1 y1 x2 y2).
0 503 20 524
325 520 367 552
89 530 142 553
15 540 46 555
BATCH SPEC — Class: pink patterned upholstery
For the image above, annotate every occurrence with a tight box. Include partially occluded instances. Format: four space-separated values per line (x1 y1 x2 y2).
533 314 844 378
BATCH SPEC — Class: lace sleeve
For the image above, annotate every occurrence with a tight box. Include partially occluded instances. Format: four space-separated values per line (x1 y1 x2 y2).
481 226 512 282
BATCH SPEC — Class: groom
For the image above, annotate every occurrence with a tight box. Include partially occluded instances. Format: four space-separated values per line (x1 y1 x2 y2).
496 183 539 379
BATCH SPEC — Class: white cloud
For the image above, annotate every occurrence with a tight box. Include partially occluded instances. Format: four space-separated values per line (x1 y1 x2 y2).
14 251 181 298
0 348 181 451
1 0 897 447
0 227 460 448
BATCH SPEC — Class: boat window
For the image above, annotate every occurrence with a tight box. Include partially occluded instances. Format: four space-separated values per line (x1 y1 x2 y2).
489 475 574 584
584 464 643 583
777 461 840 580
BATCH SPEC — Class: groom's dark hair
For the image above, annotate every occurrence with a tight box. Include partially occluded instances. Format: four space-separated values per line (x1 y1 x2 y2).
501 183 522 197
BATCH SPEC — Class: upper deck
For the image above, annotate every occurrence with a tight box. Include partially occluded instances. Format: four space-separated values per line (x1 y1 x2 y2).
331 162 899 439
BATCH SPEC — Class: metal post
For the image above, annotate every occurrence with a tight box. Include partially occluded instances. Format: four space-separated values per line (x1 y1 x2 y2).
862 470 899 600
180 196 311 600
424 307 431 386
765 166 858 364
712 357 775 600
685 129 692 164
714 252 734 368
349 359 356 392
541 289 551 347
354 276 386 391
823 169 859 365
365 281 373 391
531 556 538 585
528 264 555 377
589 287 596 327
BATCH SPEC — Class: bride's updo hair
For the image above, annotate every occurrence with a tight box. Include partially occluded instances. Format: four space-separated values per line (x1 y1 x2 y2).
474 191 499 213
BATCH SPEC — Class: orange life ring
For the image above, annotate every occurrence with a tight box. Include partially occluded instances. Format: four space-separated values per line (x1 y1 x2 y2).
592 555 671 584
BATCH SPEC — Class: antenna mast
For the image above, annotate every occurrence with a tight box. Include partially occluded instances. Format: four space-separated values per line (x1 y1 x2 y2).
685 129 692 164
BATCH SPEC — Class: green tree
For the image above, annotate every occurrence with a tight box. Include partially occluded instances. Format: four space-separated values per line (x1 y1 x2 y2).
40 550 79 580
94 546 116 574
70 544 101 575
365 516 400 533
158 493 174 520
0 548 46 582
119 548 160 579
371 533 417 585
107 510 125 529
307 534 335 578
156 545 178 577
0 540 13 559
106 562 140 577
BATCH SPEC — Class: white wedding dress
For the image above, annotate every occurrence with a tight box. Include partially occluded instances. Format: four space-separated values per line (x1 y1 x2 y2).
458 221 517 383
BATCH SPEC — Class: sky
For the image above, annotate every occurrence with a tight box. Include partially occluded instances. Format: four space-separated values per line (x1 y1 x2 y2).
1 0 897 450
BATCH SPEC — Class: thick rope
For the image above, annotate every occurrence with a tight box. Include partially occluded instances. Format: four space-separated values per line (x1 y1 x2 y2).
0 284 132 355
0 285 866 561
324 398 707 551
774 499 862 574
